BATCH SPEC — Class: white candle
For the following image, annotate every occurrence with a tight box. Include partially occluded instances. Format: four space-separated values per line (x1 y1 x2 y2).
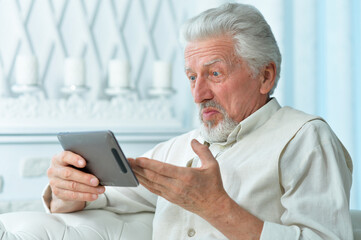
64 58 85 87
15 55 38 85
108 60 130 88
153 61 172 89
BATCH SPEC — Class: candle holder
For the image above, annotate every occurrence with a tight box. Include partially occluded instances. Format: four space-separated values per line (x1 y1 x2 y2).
105 87 138 103
148 88 175 97
148 87 176 99
11 84 41 95
61 85 89 97
105 87 133 96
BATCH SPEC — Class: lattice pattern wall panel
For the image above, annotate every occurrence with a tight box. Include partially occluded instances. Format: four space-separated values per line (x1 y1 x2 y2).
0 0 198 131
0 0 189 97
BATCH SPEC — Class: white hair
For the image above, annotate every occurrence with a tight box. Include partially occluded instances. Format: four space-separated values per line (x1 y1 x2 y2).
180 3 281 95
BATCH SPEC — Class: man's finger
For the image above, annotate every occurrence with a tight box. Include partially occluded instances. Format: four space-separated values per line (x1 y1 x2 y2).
132 162 175 188
54 166 100 187
136 174 183 205
135 174 163 196
132 157 184 178
191 139 216 168
54 151 86 168
52 186 99 202
50 177 105 195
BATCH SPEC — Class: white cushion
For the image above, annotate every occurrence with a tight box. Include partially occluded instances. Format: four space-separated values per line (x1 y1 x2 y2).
0 210 153 240
0 209 359 239
352 210 361 240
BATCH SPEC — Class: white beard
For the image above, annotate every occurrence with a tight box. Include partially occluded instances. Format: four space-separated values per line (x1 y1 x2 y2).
198 100 238 143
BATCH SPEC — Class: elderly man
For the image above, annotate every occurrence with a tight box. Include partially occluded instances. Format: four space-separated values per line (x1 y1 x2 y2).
45 3 353 240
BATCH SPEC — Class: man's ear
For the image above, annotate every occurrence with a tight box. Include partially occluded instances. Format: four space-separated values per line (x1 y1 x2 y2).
259 62 276 95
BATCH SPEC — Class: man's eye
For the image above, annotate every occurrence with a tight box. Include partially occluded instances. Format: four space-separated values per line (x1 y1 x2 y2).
189 76 196 81
212 71 220 77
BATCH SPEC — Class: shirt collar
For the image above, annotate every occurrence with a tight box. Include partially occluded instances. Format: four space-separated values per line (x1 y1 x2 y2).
198 98 281 146
234 98 280 142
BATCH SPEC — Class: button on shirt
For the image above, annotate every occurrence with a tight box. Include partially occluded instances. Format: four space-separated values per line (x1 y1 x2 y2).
187 228 196 237
47 98 353 240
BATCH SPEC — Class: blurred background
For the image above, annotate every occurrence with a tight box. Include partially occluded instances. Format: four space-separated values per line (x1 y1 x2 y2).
0 0 359 212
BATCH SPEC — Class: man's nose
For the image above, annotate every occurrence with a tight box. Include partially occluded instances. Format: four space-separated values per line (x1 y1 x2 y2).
193 76 213 103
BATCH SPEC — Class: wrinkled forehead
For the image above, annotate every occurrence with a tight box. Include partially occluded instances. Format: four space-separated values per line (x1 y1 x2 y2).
184 36 235 56
184 58 224 72
184 37 240 70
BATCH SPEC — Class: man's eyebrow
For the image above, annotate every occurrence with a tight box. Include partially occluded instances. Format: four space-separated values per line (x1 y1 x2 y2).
204 59 222 66
184 67 193 72
184 59 223 72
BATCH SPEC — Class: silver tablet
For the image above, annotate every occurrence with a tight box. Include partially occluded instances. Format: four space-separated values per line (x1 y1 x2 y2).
57 130 139 187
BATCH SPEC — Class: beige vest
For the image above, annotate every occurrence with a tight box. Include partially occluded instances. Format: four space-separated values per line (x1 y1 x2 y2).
218 107 321 222
152 107 322 239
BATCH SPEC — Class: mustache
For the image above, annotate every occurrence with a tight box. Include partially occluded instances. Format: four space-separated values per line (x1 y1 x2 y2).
198 100 238 131
199 100 228 122
199 100 225 112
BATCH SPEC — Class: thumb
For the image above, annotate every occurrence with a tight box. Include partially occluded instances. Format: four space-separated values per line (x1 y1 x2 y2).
191 139 216 168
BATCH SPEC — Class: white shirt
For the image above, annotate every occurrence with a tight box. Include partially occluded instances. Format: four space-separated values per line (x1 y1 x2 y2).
46 98 353 239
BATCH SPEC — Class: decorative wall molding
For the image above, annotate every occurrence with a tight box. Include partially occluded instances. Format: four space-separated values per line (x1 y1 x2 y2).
0 94 182 132
20 157 50 178
0 0 191 134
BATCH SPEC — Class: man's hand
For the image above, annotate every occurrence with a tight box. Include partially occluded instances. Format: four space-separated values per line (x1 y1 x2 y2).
129 139 228 219
130 139 263 240
47 151 105 213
